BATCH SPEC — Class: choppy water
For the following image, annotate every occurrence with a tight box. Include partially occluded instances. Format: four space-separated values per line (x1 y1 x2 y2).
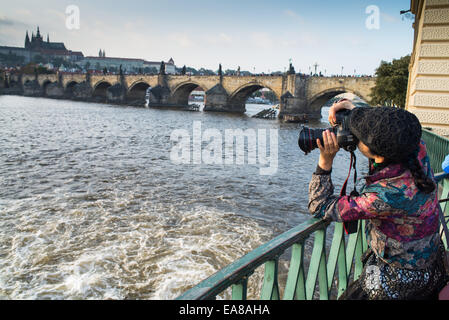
0 96 367 299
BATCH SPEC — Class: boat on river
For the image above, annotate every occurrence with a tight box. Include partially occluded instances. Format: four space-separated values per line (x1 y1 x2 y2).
283 114 308 124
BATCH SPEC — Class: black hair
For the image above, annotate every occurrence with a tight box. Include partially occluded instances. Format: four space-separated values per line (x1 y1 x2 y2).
403 156 436 194
371 150 436 194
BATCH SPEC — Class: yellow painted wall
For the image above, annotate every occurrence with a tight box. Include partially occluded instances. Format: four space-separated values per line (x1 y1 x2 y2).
406 0 449 137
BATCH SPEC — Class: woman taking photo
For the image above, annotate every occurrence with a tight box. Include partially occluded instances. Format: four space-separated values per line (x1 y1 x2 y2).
308 100 448 300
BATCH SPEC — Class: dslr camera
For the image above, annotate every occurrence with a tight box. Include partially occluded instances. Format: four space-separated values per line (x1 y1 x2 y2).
298 109 359 154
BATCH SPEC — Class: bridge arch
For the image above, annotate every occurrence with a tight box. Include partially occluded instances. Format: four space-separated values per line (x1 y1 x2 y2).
127 81 151 102
308 88 370 115
170 81 206 106
228 83 281 112
65 81 79 95
92 81 112 99
42 80 55 96
65 81 79 90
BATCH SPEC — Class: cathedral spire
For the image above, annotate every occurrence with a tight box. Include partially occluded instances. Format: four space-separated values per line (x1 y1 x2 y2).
36 26 41 38
47 33 50 43
25 31 30 48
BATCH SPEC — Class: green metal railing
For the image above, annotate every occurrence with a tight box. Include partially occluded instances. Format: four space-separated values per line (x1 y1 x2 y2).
422 129 449 174
436 173 449 251
425 128 449 250
176 130 449 300
176 219 368 300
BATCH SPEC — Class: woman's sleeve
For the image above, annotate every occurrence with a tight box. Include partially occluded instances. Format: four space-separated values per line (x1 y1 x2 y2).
308 173 394 223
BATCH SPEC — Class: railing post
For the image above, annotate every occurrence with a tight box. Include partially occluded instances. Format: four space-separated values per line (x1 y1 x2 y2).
327 222 347 297
345 225 359 276
361 220 368 253
305 228 329 300
232 277 249 300
260 259 280 300
353 222 365 281
317 241 329 300
283 242 306 300
336 230 349 298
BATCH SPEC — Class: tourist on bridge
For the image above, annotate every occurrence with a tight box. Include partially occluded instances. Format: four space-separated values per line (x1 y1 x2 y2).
308 101 448 300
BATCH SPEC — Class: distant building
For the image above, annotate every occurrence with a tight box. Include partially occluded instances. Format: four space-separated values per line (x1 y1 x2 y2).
144 58 176 74
78 53 176 74
0 46 31 64
0 27 176 74
0 26 84 65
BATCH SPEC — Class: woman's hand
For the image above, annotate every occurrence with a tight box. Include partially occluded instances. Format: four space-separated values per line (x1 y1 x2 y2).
328 99 356 126
317 130 340 171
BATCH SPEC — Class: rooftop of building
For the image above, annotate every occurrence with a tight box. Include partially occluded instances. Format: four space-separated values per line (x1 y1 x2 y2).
0 46 28 51
84 56 175 65
84 56 144 62
37 42 67 51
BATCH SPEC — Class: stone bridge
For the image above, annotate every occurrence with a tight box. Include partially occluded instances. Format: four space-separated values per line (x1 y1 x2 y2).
4 72 375 119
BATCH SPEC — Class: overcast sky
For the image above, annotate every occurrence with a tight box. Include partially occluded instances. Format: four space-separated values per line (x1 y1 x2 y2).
0 0 414 75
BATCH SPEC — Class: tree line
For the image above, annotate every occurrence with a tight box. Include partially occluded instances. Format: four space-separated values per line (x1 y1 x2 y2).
369 55 410 109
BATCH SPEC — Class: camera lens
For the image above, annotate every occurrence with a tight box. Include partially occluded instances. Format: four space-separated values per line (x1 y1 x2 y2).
298 109 358 155
298 127 331 154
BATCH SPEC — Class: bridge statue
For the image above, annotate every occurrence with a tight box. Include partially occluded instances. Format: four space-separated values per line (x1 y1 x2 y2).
288 63 295 75
159 61 166 75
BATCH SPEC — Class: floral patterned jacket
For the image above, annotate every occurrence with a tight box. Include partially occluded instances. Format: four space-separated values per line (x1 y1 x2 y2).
308 141 441 270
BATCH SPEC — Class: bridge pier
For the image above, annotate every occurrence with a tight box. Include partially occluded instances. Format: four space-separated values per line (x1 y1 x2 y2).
278 96 311 120
148 85 171 107
1 73 21 95
23 80 43 97
106 84 127 104
0 71 6 91
203 84 245 113
70 82 92 101
44 82 65 98
278 76 317 121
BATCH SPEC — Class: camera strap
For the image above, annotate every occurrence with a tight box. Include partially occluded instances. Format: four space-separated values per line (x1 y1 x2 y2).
340 151 360 234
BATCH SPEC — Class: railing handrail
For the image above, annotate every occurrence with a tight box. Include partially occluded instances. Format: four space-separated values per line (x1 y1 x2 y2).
435 172 449 183
176 218 329 300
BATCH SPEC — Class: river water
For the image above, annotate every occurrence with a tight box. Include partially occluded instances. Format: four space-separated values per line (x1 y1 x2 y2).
0 96 368 300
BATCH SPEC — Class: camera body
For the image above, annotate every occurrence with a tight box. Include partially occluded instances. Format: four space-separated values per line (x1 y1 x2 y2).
298 109 359 154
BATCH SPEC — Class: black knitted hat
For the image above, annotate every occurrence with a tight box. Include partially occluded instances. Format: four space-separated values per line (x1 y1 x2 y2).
349 107 422 162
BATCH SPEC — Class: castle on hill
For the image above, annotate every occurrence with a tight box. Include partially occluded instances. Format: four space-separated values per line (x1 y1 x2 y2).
0 26 176 74
0 26 84 64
